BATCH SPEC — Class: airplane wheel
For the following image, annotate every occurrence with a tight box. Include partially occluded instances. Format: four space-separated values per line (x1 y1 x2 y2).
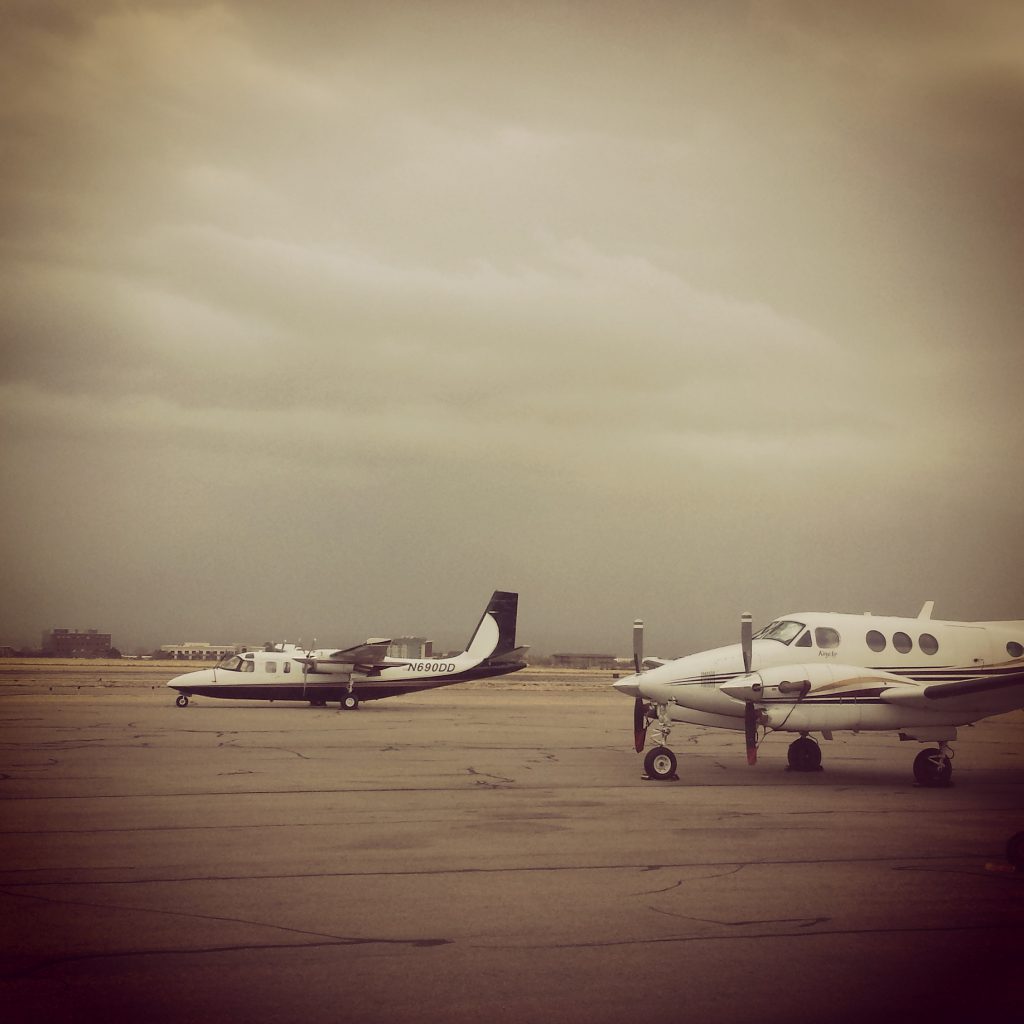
1006 831 1024 870
913 748 952 787
342 695 359 711
175 694 189 707
643 746 677 780
787 736 822 772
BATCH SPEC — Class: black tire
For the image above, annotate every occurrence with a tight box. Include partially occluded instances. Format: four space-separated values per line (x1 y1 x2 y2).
342 695 359 711
787 736 822 772
913 747 953 787
1006 831 1024 869
643 746 677 780
175 694 189 707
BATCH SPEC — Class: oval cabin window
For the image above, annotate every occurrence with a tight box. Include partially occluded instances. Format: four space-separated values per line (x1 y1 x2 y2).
919 634 939 656
866 630 886 652
893 632 913 654
1008 641 1024 659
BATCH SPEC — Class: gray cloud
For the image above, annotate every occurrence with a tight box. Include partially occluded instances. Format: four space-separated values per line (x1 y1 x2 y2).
1 1 1022 654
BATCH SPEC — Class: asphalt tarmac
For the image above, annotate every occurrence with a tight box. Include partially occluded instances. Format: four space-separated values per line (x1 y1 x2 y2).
1 673 1022 1023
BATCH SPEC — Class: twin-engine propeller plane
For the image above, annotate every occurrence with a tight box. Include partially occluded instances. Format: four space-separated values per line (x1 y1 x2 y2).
168 591 527 709
614 604 1024 787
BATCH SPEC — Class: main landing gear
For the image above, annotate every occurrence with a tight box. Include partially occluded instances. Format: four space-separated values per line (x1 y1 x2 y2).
1006 831 1024 870
340 694 359 711
912 743 953 788
786 734 954 786
787 734 822 772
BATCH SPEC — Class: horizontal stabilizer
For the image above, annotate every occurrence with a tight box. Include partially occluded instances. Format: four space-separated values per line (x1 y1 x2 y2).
487 645 530 664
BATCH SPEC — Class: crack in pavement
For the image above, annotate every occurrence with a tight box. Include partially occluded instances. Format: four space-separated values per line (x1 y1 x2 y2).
7 935 452 979
491 920 1022 950
0 887 451 978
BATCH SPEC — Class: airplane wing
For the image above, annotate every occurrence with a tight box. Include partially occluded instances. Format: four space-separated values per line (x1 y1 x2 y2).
298 640 396 673
880 668 1024 710
325 640 393 666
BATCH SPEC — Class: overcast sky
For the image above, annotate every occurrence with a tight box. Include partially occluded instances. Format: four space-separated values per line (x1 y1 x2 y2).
2 1 1022 656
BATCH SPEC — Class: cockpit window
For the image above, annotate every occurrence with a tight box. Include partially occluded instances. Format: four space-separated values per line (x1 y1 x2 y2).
754 620 806 644
795 630 812 647
815 627 841 649
220 656 244 671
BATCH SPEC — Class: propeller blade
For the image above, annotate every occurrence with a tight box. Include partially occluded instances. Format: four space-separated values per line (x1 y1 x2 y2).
741 613 753 674
633 695 650 753
633 619 644 675
744 701 758 765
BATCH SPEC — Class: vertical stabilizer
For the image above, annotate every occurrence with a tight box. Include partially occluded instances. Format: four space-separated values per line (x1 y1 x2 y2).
465 591 519 660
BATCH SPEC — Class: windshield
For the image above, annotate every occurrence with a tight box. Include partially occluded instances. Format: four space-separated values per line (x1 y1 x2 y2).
752 620 805 645
219 655 244 671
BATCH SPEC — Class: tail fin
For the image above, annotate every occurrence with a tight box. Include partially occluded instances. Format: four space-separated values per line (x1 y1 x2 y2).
465 591 519 660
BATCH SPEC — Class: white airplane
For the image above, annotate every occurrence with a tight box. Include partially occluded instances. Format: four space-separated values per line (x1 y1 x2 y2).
613 604 1024 787
168 591 527 708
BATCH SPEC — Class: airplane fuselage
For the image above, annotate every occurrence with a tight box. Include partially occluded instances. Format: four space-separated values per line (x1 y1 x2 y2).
619 610 1024 733
168 646 525 704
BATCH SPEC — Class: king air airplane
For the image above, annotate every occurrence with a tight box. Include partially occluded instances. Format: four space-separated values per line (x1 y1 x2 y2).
614 604 1024 787
168 591 527 709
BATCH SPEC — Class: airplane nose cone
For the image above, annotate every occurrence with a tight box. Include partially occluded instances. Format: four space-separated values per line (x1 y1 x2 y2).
613 676 641 698
167 669 210 689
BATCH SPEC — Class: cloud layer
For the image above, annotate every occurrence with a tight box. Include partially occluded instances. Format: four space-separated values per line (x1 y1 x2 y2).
2 1 1022 653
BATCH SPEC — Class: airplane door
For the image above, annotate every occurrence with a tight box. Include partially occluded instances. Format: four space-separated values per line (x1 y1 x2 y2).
947 626 992 667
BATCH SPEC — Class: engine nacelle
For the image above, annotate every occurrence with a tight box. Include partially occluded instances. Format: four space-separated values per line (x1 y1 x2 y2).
721 663 907 704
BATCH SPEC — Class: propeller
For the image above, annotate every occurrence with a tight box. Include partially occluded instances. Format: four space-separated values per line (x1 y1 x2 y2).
632 618 651 753
741 613 752 673
740 613 758 764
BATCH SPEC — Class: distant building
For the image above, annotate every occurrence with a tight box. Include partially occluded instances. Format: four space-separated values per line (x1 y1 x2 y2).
160 642 257 661
388 637 432 659
42 628 112 658
551 653 617 670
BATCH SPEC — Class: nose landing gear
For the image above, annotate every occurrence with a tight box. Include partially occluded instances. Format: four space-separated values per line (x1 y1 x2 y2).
641 703 678 780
